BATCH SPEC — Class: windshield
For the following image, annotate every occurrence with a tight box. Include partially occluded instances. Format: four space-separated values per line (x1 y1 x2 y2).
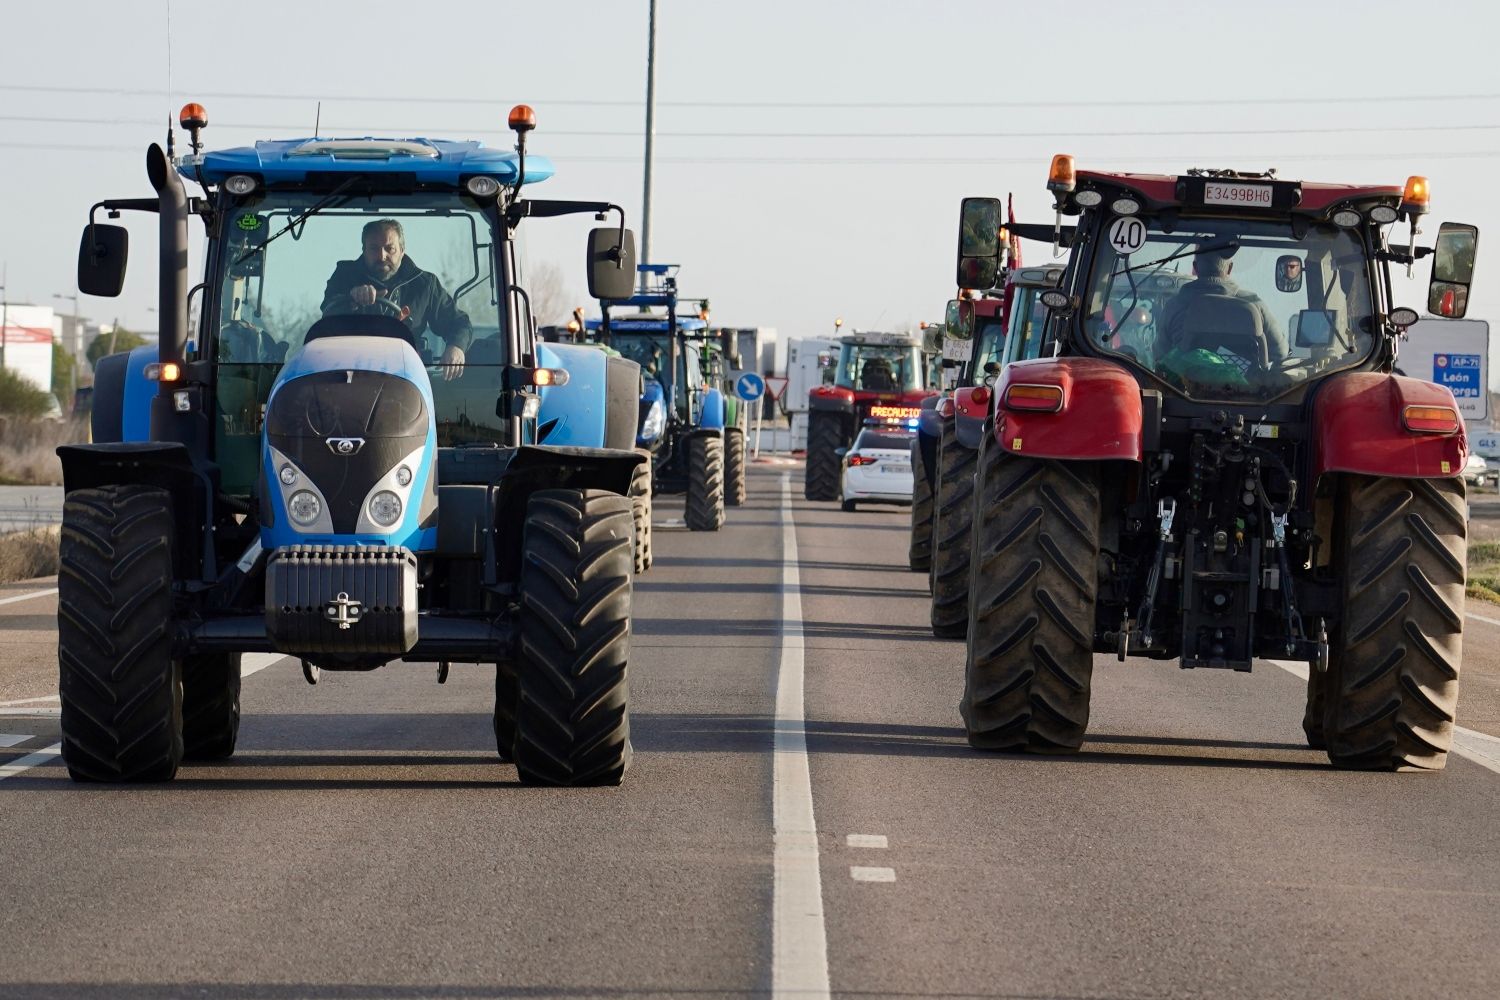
1004 287 1050 366
1081 215 1376 402
611 332 671 380
854 428 915 451
836 344 920 392
974 317 1006 372
212 191 507 491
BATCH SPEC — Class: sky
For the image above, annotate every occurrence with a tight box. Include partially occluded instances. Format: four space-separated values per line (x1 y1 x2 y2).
1 0 1496 376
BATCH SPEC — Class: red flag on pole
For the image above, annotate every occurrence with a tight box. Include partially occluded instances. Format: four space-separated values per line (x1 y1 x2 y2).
1007 193 1021 268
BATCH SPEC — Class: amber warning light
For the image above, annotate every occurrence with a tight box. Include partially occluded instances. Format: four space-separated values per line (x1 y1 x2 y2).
508 104 537 133
1401 175 1430 215
1047 154 1076 194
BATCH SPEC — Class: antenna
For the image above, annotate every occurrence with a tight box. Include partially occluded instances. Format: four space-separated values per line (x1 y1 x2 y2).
315 101 321 137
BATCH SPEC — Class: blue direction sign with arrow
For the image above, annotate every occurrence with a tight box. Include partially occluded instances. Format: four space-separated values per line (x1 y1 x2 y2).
734 371 766 401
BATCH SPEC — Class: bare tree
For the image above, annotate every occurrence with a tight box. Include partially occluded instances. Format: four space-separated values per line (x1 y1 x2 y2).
526 261 575 325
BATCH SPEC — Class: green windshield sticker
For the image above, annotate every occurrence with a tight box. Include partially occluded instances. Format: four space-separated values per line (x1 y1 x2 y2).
236 215 263 232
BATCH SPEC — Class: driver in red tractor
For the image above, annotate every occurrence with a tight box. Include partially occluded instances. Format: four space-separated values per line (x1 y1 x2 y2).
321 218 473 377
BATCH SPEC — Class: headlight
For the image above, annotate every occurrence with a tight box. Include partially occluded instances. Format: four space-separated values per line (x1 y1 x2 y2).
465 175 501 198
368 490 403 527
640 398 666 440
288 491 321 526
223 174 258 195
279 464 298 486
395 465 413 487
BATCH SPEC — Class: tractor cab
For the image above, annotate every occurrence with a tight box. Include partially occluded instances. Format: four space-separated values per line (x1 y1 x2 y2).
832 334 924 394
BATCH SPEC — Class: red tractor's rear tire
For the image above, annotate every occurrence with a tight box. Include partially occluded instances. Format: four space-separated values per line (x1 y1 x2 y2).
1322 475 1465 770
962 440 1100 753
804 411 843 502
929 417 975 638
908 436 934 573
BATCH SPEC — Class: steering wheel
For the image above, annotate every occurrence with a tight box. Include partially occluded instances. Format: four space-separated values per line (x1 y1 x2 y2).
366 296 407 321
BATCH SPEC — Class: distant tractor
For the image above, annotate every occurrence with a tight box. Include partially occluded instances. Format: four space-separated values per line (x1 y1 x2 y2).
924 267 1061 637
957 157 1479 770
803 331 937 501
592 265 741 533
61 103 645 786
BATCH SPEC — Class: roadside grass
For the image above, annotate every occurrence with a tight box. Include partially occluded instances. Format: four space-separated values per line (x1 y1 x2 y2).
0 417 87 485
0 526 59 583
1467 539 1500 605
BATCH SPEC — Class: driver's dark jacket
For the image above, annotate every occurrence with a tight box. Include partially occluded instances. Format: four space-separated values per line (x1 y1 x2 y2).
1159 276 1289 363
320 255 473 351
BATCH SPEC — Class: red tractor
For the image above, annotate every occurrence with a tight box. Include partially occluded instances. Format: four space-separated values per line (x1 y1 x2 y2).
804 331 938 501
957 158 1479 770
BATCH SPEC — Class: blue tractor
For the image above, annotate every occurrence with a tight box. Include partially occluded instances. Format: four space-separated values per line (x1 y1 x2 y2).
62 103 646 786
587 265 741 535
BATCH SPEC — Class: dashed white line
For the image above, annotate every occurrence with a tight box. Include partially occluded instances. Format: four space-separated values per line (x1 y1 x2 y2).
0 742 61 782
0 587 57 607
0 734 30 748
850 867 896 883
0 694 59 707
1268 659 1500 776
772 472 831 1000
846 834 888 849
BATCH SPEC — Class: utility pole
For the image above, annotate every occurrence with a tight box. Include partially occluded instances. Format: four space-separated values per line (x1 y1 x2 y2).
639 0 658 287
53 291 81 398
1 261 8 371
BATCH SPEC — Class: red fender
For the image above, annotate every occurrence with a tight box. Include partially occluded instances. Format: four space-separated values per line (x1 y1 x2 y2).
992 357 1142 462
954 385 991 421
1313 372 1467 479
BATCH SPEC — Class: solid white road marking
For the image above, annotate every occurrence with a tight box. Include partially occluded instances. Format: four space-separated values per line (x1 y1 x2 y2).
0 742 60 782
1466 611 1500 628
241 653 285 679
850 867 897 883
0 694 59 707
0 734 30 748
0 708 60 717
846 834 888 849
0 587 57 607
772 473 831 1000
1268 659 1500 776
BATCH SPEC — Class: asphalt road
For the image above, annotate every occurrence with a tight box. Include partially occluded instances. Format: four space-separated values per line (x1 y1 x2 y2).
3 461 1500 999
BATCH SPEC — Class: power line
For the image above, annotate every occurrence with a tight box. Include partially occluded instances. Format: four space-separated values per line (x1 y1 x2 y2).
3 81 1500 110
1 140 1496 165
4 113 1499 142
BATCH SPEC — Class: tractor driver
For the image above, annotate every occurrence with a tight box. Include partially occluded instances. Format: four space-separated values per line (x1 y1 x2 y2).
1157 244 1289 367
321 219 473 380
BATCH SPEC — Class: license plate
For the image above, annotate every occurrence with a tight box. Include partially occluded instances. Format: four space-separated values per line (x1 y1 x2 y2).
1203 182 1274 208
942 337 971 362
880 464 910 474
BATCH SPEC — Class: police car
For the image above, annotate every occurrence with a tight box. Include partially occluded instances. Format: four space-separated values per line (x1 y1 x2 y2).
839 418 917 511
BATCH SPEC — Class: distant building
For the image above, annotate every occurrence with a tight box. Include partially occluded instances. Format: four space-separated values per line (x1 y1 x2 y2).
0 303 58 393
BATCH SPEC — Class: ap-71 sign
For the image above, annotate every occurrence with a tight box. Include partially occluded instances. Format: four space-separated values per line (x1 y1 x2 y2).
1402 319 1490 423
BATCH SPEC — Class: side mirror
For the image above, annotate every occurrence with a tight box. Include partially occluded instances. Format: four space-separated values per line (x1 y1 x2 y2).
77 224 129 298
587 227 637 300
945 298 974 340
956 196 1002 289
1275 254 1304 294
1429 221 1478 318
921 327 945 355
1294 308 1338 348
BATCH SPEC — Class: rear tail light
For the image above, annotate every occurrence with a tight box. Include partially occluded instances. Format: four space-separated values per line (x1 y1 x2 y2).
847 454 878 466
1402 404 1459 434
970 386 992 407
1003 383 1063 413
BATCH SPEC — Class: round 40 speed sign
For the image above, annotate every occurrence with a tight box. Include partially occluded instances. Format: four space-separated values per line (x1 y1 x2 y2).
1108 216 1147 256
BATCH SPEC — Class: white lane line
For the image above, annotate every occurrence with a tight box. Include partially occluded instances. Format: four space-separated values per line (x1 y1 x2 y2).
0 734 30 748
241 653 286 679
1466 611 1500 628
773 472 831 1000
0 694 59 707
1268 659 1500 776
0 742 61 782
850 867 896 883
0 708 59 717
0 587 57 608
846 834 888 849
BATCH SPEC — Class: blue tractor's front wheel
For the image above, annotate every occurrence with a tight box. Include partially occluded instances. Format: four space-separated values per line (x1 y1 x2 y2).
512 489 634 786
57 485 183 783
